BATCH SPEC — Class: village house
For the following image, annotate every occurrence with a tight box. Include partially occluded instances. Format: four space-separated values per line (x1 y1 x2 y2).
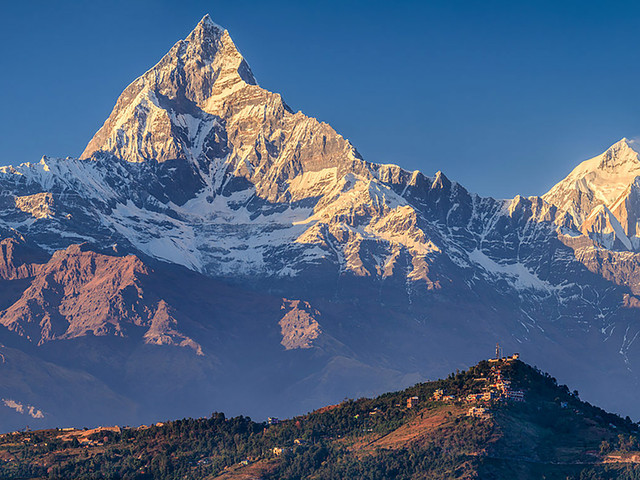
483 344 527 403
466 393 484 403
467 406 489 418
407 396 419 408
482 391 497 401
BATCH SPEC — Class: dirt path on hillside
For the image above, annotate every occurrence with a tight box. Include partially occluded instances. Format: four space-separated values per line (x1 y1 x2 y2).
355 405 464 455
210 459 279 480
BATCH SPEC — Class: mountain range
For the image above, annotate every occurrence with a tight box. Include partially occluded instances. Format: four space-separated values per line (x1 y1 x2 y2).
1 15 640 431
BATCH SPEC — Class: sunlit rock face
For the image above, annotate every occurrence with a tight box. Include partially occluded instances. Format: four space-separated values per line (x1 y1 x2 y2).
3 15 640 430
278 299 322 350
2 16 442 285
542 138 640 248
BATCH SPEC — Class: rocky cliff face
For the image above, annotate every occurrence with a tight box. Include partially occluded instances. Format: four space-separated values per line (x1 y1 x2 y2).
2 15 640 430
0 242 201 354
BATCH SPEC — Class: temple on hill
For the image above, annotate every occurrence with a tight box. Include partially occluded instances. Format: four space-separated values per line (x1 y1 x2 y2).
488 343 519 363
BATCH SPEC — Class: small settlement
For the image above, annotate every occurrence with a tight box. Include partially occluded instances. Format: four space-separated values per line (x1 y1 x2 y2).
406 343 526 418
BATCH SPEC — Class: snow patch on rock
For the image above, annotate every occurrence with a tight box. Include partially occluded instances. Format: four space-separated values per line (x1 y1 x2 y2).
468 249 555 292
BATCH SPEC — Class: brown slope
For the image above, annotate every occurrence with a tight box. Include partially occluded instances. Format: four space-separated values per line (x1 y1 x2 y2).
0 243 200 353
356 404 468 454
209 459 279 480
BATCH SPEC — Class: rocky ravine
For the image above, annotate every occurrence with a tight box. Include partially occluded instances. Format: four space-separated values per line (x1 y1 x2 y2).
1 15 640 430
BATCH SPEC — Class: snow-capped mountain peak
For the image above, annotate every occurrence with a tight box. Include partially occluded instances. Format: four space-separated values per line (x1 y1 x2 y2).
5 15 640 430
192 14 224 36
182 14 256 85
80 15 256 164
596 137 640 170
542 138 640 230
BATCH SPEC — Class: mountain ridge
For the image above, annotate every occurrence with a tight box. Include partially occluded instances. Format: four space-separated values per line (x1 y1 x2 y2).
2 15 640 430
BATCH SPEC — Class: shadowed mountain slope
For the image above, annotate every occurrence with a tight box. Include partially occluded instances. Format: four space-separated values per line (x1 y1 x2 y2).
2 16 640 430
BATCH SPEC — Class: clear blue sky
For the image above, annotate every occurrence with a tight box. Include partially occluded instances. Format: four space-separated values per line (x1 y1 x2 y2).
2 0 640 198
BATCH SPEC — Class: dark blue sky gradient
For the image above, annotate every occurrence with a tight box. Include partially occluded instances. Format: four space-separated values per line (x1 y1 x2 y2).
2 0 640 198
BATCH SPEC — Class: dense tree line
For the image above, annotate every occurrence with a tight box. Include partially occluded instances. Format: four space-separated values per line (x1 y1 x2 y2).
1 360 640 479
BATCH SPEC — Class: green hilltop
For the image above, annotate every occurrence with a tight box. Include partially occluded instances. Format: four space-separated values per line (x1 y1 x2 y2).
2 358 640 479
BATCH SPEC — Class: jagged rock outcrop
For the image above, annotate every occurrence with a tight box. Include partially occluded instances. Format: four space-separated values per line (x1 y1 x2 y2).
0 244 200 353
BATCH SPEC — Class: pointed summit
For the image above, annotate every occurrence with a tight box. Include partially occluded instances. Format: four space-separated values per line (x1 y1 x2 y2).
79 14 358 206
182 14 230 63
431 170 451 191
597 138 640 170
81 15 257 162
196 13 223 32
542 139 640 226
187 14 225 40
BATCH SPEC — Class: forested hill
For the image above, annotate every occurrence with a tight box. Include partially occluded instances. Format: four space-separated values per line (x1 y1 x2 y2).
2 359 640 480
